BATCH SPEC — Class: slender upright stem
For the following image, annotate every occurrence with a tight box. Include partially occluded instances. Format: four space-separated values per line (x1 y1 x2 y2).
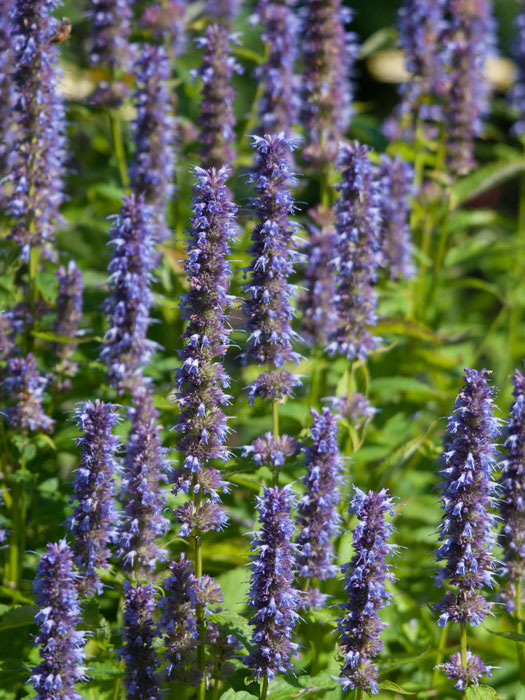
193 491 206 700
431 624 448 688
460 623 467 669
320 163 330 208
510 172 525 359
272 400 279 487
260 676 269 700
109 110 130 188
516 581 525 686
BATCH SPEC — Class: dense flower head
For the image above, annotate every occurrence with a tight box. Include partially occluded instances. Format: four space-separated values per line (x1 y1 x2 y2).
172 165 237 535
300 0 358 165
326 393 377 427
7 0 66 259
142 0 186 58
378 155 415 280
243 432 298 469
256 3 299 138
247 484 300 680
437 651 493 691
68 400 120 596
326 141 382 360
298 206 339 346
117 385 170 575
52 261 83 385
88 0 132 94
337 488 398 695
194 25 242 169
296 408 344 582
120 582 161 700
131 44 176 242
510 6 525 137
29 540 87 700
434 368 499 627
3 354 54 433
101 194 158 393
242 134 301 401
499 368 525 612
207 0 241 23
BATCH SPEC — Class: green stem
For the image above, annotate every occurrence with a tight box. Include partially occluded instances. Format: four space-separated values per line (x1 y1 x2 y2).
460 623 467 669
516 581 525 686
272 400 279 486
509 172 525 358
260 676 269 700
109 110 129 188
431 624 448 688
211 679 220 700
320 163 330 208
193 493 206 700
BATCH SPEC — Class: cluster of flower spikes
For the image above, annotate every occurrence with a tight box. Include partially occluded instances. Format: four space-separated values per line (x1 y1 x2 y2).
29 540 87 699
337 488 398 695
4 354 54 433
247 484 300 680
499 368 525 613
101 194 159 394
242 133 302 405
298 205 339 347
326 141 382 360
296 407 344 609
52 260 83 385
378 154 415 281
116 384 170 575
434 367 499 690
130 43 176 242
510 1 525 137
68 400 120 596
255 1 299 139
7 0 66 260
193 24 242 169
120 581 162 700
300 0 358 166
440 0 497 174
142 0 186 59
172 165 237 538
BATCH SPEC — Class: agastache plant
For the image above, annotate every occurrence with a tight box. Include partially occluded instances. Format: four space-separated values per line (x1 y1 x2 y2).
193 25 242 170
0 0 16 197
510 2 525 137
7 0 66 259
101 194 158 393
130 44 175 242
29 540 87 700
247 484 300 690
88 0 132 101
337 488 398 695
52 261 83 386
4 354 54 433
326 141 382 360
69 400 120 596
296 407 344 609
300 0 358 166
434 368 498 690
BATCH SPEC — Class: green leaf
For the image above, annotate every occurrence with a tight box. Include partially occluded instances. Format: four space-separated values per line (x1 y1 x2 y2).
220 691 257 700
484 627 525 644
32 330 100 344
208 610 253 649
464 685 502 700
378 680 417 695
88 661 124 681
452 158 525 207
0 605 37 631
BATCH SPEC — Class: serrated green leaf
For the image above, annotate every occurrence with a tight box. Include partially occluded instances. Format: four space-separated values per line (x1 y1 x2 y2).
208 610 253 650
378 680 417 695
88 661 124 680
0 605 37 631
219 690 257 700
452 158 525 207
464 685 502 700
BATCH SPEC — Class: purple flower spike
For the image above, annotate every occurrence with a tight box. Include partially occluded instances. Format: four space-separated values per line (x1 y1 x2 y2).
0 0 16 202
298 206 339 346
499 368 525 612
256 3 299 138
247 484 300 680
4 354 54 433
511 5 525 137
101 194 158 393
296 408 343 585
117 385 170 575
326 393 377 427
88 0 132 102
300 0 358 165
243 432 298 469
207 0 241 24
53 261 83 384
172 165 237 536
131 44 176 242
194 25 242 169
337 488 398 695
326 141 382 360
437 651 493 692
120 582 162 700
7 0 66 259
29 540 87 700
142 0 186 58
242 134 301 402
68 400 120 596
378 155 415 280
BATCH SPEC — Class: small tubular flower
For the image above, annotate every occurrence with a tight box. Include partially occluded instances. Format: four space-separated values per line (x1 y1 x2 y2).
4 354 54 433
510 4 525 137
101 194 158 393
68 400 120 596
337 488 398 695
246 484 300 680
326 141 382 360
29 540 87 700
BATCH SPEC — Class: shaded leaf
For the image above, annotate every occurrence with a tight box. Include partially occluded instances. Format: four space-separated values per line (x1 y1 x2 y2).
378 680 417 695
0 605 37 631
464 685 502 700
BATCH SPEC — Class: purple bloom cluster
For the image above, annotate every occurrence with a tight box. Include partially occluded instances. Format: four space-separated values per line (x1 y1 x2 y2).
337 488 398 695
298 206 339 346
242 134 301 403
101 195 158 393
7 0 66 259
300 0 358 165
172 166 237 536
52 261 83 385
247 484 300 680
4 354 54 433
326 141 382 360
131 44 175 242
142 0 186 58
0 0 16 200
499 368 525 612
378 155 415 280
194 25 242 170
510 4 525 137
88 0 132 102
327 392 377 427
256 3 299 138
120 582 162 700
207 0 241 24
68 400 120 596
29 540 87 700
296 408 343 590
243 432 298 469
438 651 493 692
